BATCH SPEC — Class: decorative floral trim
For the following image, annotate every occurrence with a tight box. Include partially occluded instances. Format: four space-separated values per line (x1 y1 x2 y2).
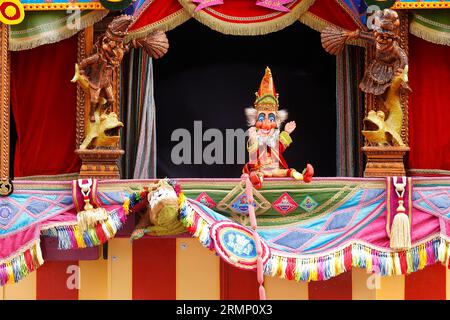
0 239 43 286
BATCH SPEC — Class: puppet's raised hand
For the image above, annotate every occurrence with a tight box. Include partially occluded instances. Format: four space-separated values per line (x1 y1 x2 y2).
248 127 257 142
284 121 296 134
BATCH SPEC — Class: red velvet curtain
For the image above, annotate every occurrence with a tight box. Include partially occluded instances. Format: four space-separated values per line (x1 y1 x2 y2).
409 35 450 172
10 36 80 177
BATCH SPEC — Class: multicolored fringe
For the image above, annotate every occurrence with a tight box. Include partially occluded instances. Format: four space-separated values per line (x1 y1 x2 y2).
127 189 149 213
42 207 128 250
0 240 43 286
180 195 450 281
264 237 450 282
179 193 214 251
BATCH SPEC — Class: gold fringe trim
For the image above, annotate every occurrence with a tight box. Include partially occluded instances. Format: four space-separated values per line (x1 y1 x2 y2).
299 11 366 48
408 168 450 176
9 10 108 51
126 9 191 41
177 0 316 36
410 20 450 46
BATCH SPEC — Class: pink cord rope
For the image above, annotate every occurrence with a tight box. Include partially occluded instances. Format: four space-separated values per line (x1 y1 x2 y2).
242 173 266 300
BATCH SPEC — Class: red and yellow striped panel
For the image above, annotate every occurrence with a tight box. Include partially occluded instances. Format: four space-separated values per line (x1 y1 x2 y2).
1 238 449 300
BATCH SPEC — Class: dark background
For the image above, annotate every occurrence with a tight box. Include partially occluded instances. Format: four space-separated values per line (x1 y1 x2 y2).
154 19 337 178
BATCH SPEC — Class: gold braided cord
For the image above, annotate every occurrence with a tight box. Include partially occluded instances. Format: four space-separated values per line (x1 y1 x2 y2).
0 24 10 181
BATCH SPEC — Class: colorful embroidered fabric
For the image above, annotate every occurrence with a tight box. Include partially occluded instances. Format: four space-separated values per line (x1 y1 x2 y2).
2 177 449 286
180 177 450 282
0 181 130 286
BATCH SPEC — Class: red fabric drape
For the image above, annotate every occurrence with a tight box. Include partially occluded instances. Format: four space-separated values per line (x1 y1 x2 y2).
128 0 184 31
129 0 361 34
309 0 364 30
408 35 450 171
10 36 80 177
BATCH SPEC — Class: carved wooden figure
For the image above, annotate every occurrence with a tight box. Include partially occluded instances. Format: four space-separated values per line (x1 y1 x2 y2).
72 15 169 178
320 8 410 177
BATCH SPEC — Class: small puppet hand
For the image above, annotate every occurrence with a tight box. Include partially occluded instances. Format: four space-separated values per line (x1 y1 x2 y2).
248 127 257 141
284 121 296 134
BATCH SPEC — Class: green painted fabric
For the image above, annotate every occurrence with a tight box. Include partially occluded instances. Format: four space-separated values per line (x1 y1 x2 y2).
410 10 450 46
180 179 384 227
9 10 108 51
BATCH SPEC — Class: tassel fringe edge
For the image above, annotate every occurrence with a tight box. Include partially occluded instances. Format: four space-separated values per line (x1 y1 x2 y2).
0 239 43 286
41 205 128 250
180 197 450 282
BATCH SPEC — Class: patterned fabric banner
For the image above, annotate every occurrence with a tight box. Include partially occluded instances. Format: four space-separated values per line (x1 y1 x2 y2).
0 177 448 286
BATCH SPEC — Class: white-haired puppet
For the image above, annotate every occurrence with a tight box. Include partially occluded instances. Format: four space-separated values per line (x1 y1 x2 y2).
243 67 314 189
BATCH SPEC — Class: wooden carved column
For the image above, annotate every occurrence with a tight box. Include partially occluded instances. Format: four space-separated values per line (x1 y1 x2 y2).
0 24 12 195
75 27 124 179
362 10 410 177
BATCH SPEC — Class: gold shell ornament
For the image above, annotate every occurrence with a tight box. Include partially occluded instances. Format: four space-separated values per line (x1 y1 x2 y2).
320 26 350 56
137 30 170 59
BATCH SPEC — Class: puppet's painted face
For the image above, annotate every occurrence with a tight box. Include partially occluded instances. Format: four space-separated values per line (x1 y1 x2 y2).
255 110 277 137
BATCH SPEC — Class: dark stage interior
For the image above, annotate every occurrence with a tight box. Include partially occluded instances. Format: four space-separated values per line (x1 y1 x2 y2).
154 19 337 178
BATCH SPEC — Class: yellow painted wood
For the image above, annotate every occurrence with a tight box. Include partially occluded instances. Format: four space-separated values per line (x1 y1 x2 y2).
264 276 308 300
376 275 405 300
107 238 132 300
79 247 108 300
176 238 220 300
447 268 450 300
351 268 376 300
3 271 36 300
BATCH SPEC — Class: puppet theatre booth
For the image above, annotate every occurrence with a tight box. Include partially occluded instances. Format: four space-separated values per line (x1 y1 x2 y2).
0 0 449 300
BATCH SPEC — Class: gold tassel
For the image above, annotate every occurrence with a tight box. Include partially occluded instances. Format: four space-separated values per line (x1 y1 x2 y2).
76 179 108 232
77 207 108 232
390 204 411 249
390 177 411 250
